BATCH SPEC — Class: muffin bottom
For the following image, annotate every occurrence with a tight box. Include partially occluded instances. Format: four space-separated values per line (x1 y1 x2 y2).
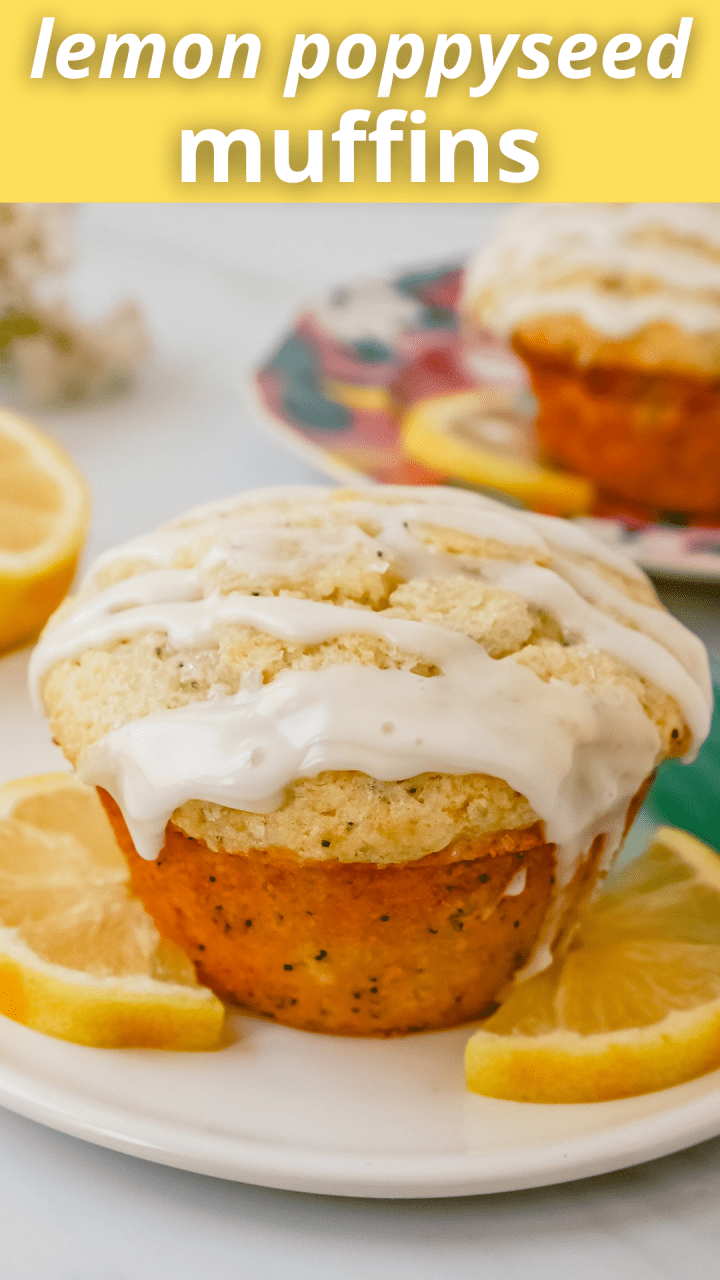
515 336 720 517
100 785 648 1037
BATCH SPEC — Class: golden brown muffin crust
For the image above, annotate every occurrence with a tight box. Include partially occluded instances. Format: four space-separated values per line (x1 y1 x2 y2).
40 488 690 863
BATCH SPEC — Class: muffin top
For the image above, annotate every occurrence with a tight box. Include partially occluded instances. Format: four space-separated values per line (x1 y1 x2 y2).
31 486 712 879
464 204 720 372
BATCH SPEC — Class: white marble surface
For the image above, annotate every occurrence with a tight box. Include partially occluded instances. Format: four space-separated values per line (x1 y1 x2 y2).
1 203 719 1278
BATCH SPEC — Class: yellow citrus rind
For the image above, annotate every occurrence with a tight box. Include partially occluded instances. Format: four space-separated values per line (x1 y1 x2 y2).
0 770 84 818
465 998 720 1105
0 410 90 651
0 928 224 1050
0 773 225 1050
402 392 594 516
466 827 720 1104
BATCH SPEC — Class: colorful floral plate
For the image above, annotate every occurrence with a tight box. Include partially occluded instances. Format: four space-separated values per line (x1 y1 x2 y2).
254 262 720 584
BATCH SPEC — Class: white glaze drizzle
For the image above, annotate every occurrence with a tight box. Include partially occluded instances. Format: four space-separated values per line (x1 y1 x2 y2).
550 555 713 702
31 487 712 924
475 559 710 744
521 510 648 580
79 483 648 585
464 203 720 339
78 652 660 869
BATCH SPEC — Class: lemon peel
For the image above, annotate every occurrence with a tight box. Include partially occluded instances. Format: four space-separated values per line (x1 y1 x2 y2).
0 410 90 651
0 773 224 1050
466 827 720 1103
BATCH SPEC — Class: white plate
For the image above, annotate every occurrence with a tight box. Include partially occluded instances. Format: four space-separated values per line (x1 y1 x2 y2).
2 210 719 1201
3 1010 720 1198
1 632 716 1201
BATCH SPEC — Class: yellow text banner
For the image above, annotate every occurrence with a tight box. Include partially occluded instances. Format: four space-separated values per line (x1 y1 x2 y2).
0 2 716 200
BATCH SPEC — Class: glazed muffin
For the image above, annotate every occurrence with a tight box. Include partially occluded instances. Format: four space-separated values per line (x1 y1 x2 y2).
31 485 712 1035
464 204 720 518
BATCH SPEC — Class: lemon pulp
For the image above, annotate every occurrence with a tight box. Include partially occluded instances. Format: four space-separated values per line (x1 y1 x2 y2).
466 828 720 1103
0 773 224 1049
0 410 89 651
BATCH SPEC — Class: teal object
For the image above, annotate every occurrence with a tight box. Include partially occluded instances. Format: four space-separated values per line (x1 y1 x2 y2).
646 664 720 851
267 335 351 431
352 340 392 363
394 264 460 328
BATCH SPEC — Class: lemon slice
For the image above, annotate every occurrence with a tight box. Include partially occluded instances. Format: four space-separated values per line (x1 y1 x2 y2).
466 828 720 1103
403 392 594 516
0 773 224 1049
0 410 90 651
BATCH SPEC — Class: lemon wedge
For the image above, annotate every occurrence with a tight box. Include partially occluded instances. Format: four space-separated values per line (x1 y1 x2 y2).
466 828 720 1103
0 410 90 652
0 773 224 1049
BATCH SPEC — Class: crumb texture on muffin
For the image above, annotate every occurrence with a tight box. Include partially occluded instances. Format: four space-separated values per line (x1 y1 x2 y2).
32 485 711 867
102 789 556 1035
464 203 720 373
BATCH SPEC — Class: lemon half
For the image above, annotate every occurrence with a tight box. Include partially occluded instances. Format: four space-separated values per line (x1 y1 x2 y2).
0 410 90 651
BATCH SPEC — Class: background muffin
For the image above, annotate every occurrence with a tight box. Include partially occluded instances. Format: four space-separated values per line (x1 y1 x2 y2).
464 204 720 518
32 486 712 1034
